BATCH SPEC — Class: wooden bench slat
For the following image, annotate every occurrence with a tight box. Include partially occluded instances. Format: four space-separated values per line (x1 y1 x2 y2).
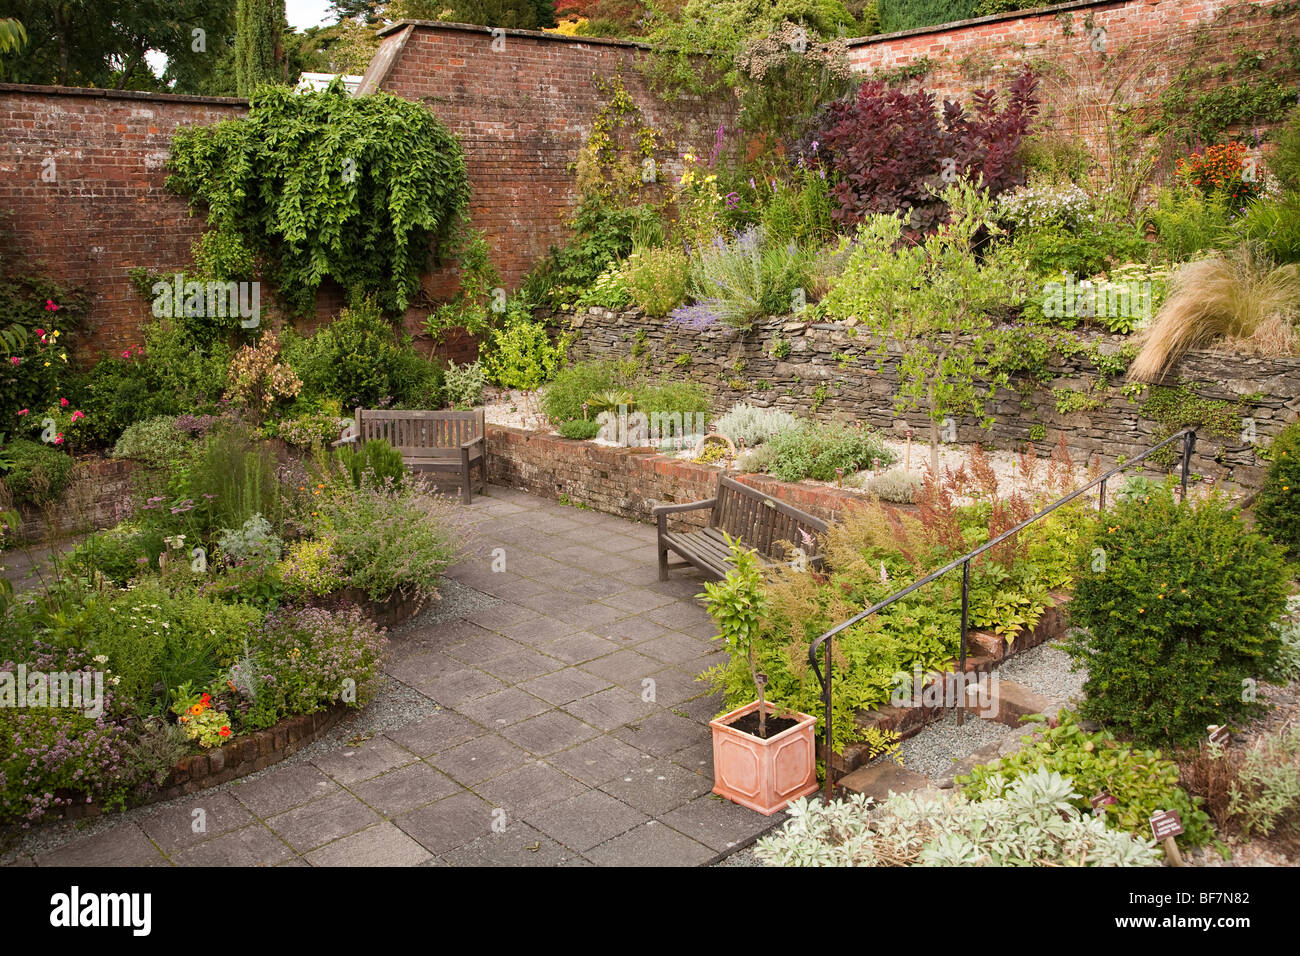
351 406 486 504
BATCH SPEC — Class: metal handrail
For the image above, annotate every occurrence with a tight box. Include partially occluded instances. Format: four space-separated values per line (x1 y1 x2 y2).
808 429 1197 802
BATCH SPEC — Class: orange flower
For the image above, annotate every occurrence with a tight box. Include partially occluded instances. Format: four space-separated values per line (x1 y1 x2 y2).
190 704 204 716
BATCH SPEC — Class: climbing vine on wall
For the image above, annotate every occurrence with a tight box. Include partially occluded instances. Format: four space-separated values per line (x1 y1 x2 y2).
167 80 470 316
573 72 665 206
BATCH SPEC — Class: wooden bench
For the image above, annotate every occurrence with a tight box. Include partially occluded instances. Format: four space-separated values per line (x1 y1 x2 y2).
653 475 830 581
339 408 486 504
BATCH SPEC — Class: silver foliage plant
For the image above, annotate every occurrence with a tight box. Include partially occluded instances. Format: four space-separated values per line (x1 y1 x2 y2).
713 403 801 448
754 768 1161 867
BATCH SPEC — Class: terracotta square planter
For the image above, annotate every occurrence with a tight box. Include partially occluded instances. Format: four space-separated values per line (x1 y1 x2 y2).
710 701 819 816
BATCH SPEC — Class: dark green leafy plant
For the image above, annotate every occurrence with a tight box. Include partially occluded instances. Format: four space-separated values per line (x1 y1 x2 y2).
958 710 1213 847
1255 420 1300 562
558 418 602 440
333 438 406 490
1066 486 1288 747
0 438 73 507
167 81 469 315
760 420 896 482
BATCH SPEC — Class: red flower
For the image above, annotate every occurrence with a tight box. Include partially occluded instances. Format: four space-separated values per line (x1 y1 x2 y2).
45 300 59 311
17 408 28 416
60 397 68 407
218 726 231 737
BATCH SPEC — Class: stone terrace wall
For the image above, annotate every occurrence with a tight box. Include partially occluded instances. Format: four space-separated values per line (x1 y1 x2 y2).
565 306 1300 488
367 22 736 299
847 0 1300 168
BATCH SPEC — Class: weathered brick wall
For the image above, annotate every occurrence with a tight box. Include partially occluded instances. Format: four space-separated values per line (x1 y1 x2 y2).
0 85 248 356
484 423 915 526
564 306 1300 488
367 21 736 298
847 0 1300 164
12 457 137 542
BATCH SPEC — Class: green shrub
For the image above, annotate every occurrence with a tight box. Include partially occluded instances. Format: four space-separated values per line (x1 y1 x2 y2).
848 467 924 502
1228 724 1300 838
278 534 346 597
181 425 285 538
1066 487 1288 747
74 581 263 717
958 710 1213 847
443 359 487 409
878 0 979 34
273 406 349 448
313 482 462 601
242 605 387 730
625 246 692 317
286 300 405 408
763 421 896 482
482 311 567 391
677 225 813 330
1232 190 1300 265
333 438 406 490
112 415 193 469
558 418 602 440
67 523 152 586
713 403 801 447
1149 187 1231 263
215 513 283 567
1011 220 1150 282
1256 420 1300 561
0 438 73 507
630 380 711 423
388 347 446 410
541 359 639 423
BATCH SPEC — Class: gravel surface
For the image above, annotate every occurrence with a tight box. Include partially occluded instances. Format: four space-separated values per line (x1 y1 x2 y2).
899 711 1014 781
997 638 1088 706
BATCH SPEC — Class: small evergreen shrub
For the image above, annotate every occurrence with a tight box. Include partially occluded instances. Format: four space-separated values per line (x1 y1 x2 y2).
1066 487 1288 747
1255 420 1300 562
713 403 801 447
1 438 73 507
541 359 638 423
333 438 406 490
558 418 601 440
443 360 487 409
763 421 896 482
112 415 193 469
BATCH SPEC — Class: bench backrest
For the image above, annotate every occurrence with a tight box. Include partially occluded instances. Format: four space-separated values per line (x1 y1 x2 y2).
710 475 830 559
354 408 484 459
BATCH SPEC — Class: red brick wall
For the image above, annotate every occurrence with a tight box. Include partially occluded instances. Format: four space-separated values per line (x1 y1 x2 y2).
369 22 736 305
847 0 1300 164
0 85 247 357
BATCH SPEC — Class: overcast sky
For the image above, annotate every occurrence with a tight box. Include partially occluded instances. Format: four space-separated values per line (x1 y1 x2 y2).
285 0 337 31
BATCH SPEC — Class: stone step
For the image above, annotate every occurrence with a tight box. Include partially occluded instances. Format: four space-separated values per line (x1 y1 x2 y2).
836 761 934 801
963 678 1054 728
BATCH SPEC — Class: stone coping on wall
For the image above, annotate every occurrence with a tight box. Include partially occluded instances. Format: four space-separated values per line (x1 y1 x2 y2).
52 704 350 822
378 18 654 49
843 0 1125 48
0 81 247 106
484 422 905 527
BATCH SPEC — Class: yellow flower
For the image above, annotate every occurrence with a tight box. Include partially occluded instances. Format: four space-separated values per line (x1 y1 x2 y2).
60 353 67 362
43 361 50 367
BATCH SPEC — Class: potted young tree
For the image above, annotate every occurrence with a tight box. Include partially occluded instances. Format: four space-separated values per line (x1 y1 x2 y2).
702 537 818 815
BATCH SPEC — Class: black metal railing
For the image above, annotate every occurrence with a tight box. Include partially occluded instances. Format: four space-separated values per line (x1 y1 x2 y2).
808 429 1197 802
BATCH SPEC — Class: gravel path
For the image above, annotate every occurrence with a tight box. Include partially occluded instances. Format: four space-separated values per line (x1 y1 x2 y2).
998 637 1088 705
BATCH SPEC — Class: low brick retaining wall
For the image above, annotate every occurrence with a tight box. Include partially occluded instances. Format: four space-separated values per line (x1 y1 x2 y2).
54 704 349 822
13 457 136 543
827 594 1070 777
485 423 902 527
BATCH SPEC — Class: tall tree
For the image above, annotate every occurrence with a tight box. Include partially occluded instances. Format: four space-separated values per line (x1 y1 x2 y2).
235 0 286 95
0 1 236 91
389 0 556 30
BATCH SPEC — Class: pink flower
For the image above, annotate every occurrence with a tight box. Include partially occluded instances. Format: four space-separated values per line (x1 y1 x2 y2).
45 300 59 311
8 356 18 366
70 410 84 422
59 397 68 407
53 434 64 445
122 350 131 359
16 408 28 416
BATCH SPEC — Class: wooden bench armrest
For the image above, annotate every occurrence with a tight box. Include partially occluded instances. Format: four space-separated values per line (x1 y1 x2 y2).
652 498 716 517
461 434 485 450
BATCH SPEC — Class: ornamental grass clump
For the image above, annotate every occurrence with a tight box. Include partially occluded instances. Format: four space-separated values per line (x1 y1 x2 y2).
1066 485 1289 747
1128 244 1300 381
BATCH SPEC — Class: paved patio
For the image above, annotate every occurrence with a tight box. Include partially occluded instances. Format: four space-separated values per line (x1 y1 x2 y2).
4 486 783 867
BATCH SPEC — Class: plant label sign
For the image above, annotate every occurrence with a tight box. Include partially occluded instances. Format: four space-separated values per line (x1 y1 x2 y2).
1090 792 1117 811
1150 809 1184 841
1207 724 1229 746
